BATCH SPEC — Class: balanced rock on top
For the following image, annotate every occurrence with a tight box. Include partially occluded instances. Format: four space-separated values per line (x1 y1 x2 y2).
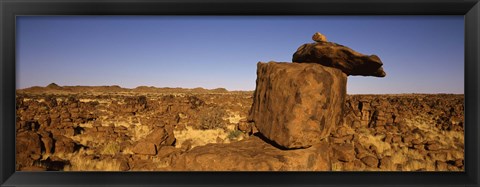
312 32 328 42
293 33 386 77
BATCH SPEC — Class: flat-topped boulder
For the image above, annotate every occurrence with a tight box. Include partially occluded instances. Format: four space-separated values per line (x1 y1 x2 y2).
170 136 330 171
293 33 386 77
248 62 347 149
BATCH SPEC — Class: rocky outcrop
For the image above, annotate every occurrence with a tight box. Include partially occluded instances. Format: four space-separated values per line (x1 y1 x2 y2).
293 33 386 77
16 131 42 170
248 62 347 149
171 136 330 171
133 126 176 155
312 32 328 42
132 142 157 155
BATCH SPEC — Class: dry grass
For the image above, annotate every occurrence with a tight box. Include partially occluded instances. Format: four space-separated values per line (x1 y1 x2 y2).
132 125 153 141
224 111 243 124
357 133 392 155
64 157 124 171
70 134 95 146
174 125 237 149
331 162 343 171
101 142 121 155
405 115 464 152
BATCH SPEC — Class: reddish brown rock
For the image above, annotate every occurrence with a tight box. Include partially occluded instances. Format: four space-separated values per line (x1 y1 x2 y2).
54 136 76 154
237 120 252 134
361 155 379 168
292 36 386 77
426 143 442 151
379 156 393 170
248 62 347 149
312 32 328 42
144 126 175 147
392 135 402 144
436 161 448 170
16 131 42 155
40 135 54 155
333 144 356 162
132 142 157 155
171 136 330 171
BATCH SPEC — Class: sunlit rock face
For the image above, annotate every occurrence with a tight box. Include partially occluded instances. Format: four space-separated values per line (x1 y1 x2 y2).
248 62 347 149
293 33 386 77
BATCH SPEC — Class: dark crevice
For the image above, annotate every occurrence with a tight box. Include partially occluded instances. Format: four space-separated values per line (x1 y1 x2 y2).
253 132 305 151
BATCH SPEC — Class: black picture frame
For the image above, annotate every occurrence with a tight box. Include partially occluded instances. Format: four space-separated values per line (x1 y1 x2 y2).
1 0 479 186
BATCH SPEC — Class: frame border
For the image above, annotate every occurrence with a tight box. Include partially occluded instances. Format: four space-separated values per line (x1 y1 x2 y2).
1 0 479 186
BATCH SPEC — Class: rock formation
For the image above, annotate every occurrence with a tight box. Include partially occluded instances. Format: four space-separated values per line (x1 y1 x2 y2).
312 32 328 42
248 62 347 149
293 33 386 77
248 32 386 152
171 136 330 171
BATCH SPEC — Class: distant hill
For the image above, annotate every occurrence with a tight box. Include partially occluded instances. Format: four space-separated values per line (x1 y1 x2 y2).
17 83 253 95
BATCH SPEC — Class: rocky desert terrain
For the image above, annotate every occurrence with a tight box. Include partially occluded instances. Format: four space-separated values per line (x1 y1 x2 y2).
15 33 464 171
15 86 464 171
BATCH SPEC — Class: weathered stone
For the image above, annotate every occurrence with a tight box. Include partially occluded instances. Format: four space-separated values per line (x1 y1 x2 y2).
41 136 54 155
16 131 42 155
132 142 157 155
426 144 442 151
436 161 448 170
379 156 393 170
312 32 328 42
353 159 366 171
402 134 415 145
237 120 252 134
454 159 464 167
429 152 448 161
361 155 379 168
144 126 175 148
248 62 347 149
293 40 386 77
334 126 354 137
333 144 356 162
411 138 423 145
392 135 402 143
54 136 76 154
171 136 330 171
383 133 393 143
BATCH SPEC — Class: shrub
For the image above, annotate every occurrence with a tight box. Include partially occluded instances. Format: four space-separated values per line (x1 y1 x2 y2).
227 130 242 140
199 107 227 130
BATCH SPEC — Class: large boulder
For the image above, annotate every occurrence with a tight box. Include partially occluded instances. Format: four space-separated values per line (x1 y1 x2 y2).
292 33 386 77
132 142 157 155
248 62 347 149
144 125 176 148
16 131 43 169
170 136 330 171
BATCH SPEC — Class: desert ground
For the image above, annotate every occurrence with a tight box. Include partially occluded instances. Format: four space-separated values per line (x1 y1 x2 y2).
15 84 464 171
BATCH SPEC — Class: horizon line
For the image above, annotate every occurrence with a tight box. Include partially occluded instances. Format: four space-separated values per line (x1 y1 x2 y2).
16 84 465 95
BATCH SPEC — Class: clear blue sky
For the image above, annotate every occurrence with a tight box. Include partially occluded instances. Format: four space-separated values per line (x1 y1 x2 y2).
16 16 464 94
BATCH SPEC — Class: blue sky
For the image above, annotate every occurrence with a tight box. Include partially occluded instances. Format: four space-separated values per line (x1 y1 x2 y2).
16 16 464 94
